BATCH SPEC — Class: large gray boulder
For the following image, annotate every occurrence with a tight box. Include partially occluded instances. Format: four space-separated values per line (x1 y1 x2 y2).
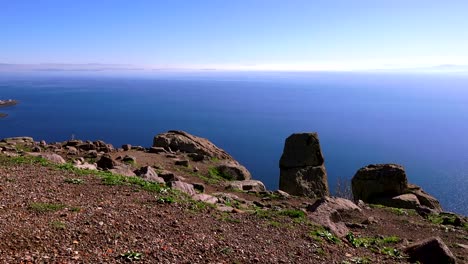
307 197 362 238
215 161 252 181
352 164 442 212
279 133 329 198
153 130 233 160
404 237 456 264
352 164 408 202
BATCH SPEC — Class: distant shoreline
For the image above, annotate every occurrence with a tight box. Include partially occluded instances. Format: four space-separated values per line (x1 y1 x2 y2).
0 99 18 107
0 99 17 118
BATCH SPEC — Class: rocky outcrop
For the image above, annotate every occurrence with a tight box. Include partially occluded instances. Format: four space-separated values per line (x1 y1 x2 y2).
352 164 408 202
134 166 164 183
96 154 116 170
404 237 456 264
153 130 233 160
307 197 363 238
28 153 66 164
215 161 252 181
279 133 329 198
352 164 442 212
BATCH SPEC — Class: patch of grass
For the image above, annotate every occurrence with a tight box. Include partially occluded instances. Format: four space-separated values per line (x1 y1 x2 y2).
427 213 463 227
253 208 306 221
119 251 142 261
188 199 216 212
279 209 306 219
50 220 66 230
310 228 340 244
369 204 416 216
64 178 84 184
29 202 65 213
346 232 402 257
208 167 233 181
268 221 282 228
0 155 50 166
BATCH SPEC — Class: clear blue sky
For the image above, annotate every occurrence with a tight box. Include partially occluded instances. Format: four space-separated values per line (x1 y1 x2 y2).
1 0 468 71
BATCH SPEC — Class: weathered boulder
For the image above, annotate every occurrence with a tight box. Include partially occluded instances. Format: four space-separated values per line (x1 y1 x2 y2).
28 153 66 164
406 184 442 212
148 147 167 154
122 144 132 151
122 155 136 164
215 161 252 181
352 164 442 212
279 133 329 198
110 165 136 177
386 193 420 209
1 137 34 145
168 181 196 196
74 163 98 170
134 166 164 183
307 197 362 238
225 180 266 192
96 154 116 170
352 164 408 202
404 237 456 264
192 194 218 204
153 130 233 160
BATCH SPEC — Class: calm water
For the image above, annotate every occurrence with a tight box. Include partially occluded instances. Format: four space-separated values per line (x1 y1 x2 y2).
1 72 467 215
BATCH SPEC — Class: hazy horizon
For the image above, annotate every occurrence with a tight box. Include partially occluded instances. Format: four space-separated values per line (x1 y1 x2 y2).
2 1 468 72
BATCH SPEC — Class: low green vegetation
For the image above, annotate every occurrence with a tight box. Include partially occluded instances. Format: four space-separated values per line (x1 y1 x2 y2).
64 178 84 184
50 220 66 230
369 204 416 216
346 232 402 257
119 251 142 261
310 228 340 244
208 167 233 181
29 202 65 213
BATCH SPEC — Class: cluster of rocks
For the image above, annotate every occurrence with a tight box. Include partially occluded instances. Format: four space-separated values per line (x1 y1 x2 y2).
351 164 442 213
0 132 267 213
1 131 464 263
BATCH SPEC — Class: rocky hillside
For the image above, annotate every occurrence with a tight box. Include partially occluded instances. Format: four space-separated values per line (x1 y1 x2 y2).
0 132 466 263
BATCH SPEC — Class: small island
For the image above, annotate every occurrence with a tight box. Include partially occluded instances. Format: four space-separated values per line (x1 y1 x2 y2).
0 99 18 107
0 99 18 118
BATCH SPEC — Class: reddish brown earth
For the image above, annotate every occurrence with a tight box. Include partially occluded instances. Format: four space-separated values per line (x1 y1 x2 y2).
0 150 467 263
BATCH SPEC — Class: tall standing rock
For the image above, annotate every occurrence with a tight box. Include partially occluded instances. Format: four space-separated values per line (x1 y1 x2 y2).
279 133 329 198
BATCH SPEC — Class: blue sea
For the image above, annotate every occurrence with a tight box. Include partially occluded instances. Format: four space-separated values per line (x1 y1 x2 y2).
1 71 467 215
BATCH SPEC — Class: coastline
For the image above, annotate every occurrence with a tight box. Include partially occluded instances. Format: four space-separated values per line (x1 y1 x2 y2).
0 99 17 118
0 99 18 107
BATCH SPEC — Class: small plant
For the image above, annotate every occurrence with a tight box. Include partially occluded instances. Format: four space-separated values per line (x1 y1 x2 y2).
157 196 175 204
64 178 84 184
311 229 340 244
29 202 65 213
119 251 142 261
346 232 402 257
50 220 66 229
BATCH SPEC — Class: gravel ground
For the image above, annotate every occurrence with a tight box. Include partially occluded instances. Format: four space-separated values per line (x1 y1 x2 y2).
0 155 466 263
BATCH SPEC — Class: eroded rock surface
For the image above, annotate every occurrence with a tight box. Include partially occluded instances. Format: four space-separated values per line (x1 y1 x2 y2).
279 133 329 198
153 130 233 160
352 164 442 212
